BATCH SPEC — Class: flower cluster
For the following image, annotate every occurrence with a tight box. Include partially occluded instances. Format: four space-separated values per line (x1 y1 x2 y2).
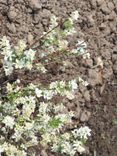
0 37 36 75
51 126 91 155
0 79 91 156
35 79 78 100
39 10 86 60
0 10 92 156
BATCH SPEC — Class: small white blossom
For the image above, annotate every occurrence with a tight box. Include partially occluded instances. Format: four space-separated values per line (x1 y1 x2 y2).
0 145 4 154
72 126 91 140
35 88 42 98
2 116 15 129
79 77 89 86
73 140 85 154
83 52 90 59
43 90 54 100
69 79 78 90
61 141 76 156
70 10 79 21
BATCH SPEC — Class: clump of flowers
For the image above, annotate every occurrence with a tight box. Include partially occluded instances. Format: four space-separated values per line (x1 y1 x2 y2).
0 79 91 156
0 10 92 156
38 10 89 61
0 37 36 75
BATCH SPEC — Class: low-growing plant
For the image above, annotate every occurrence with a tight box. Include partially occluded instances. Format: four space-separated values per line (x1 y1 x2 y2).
0 11 91 156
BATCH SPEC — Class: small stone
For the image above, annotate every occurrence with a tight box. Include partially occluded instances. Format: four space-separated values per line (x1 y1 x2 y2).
84 91 90 102
87 15 95 27
90 0 97 8
101 3 111 14
27 33 33 45
112 53 117 63
88 69 102 86
108 11 117 20
0 0 7 5
99 22 107 30
80 110 91 122
85 59 93 67
96 0 104 6
30 0 42 10
41 9 51 18
107 2 115 11
8 7 17 21
7 23 16 33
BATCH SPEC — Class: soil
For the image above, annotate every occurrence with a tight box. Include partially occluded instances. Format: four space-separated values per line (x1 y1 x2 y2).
0 0 117 156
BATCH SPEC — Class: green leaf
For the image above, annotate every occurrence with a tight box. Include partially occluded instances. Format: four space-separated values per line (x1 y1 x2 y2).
63 19 73 30
49 118 62 129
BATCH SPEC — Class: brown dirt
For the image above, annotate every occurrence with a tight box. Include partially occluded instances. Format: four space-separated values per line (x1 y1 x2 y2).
0 0 117 156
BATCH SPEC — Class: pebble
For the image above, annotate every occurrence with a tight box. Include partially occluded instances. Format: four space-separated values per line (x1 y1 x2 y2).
8 7 17 21
30 0 42 10
88 69 102 86
85 59 93 67
87 15 95 27
99 22 107 30
112 53 117 63
27 33 33 45
84 90 91 102
7 23 16 33
107 2 115 11
80 110 91 122
96 0 104 6
90 0 97 8
101 3 111 14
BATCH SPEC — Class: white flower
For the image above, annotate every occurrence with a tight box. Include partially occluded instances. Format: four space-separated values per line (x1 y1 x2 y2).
71 49 78 54
83 52 90 59
78 77 89 86
73 140 85 154
72 126 91 140
50 81 57 89
0 145 4 154
36 63 47 73
64 90 75 100
69 79 78 90
51 143 59 152
17 40 27 51
70 11 79 21
15 59 25 69
54 103 66 113
35 88 42 98
49 15 58 29
39 102 48 114
77 40 87 49
24 49 35 61
43 90 54 100
25 121 34 130
62 132 71 140
6 83 13 92
2 116 15 129
3 61 14 76
61 141 76 156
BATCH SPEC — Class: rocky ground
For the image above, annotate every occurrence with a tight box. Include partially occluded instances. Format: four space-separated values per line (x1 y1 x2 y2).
0 0 117 156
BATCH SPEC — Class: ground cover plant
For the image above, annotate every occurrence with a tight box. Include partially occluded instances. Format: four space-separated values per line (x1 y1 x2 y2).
0 11 92 156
